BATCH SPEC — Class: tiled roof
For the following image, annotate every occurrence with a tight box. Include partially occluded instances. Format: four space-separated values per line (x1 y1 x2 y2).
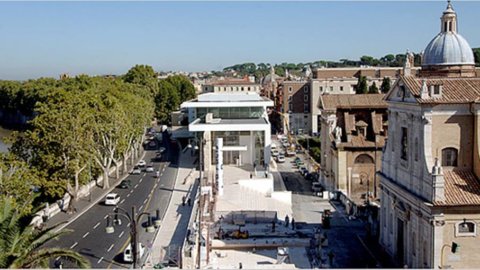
320 94 388 111
435 170 480 206
401 75 480 104
337 135 385 148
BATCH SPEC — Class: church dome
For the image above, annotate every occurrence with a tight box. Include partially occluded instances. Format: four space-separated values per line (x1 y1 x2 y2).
421 1 475 67
422 32 475 66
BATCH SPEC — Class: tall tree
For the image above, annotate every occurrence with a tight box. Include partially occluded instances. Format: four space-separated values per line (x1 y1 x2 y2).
380 77 392 93
368 82 379 94
155 80 180 125
123 65 158 94
473 48 480 67
165 75 196 102
356 76 368 94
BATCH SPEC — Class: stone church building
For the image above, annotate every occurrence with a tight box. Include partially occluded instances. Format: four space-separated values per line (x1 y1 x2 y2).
379 1 480 268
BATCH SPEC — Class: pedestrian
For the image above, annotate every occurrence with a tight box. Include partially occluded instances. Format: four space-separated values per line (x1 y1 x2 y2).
250 173 253 179
253 161 257 171
285 215 290 227
291 218 296 230
182 196 186 206
239 262 243 269
187 197 192 206
272 220 276 232
327 251 335 266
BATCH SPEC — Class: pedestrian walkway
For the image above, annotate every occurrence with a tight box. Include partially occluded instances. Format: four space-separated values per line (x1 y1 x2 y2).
147 147 198 268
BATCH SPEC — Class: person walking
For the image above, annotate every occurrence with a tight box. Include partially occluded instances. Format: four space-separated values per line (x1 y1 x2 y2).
291 218 296 230
285 215 290 227
182 196 186 206
187 197 192 206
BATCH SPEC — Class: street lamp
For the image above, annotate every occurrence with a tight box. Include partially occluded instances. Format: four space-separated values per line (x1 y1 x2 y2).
105 206 160 268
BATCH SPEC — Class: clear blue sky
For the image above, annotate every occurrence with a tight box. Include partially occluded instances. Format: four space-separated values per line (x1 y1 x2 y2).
0 1 479 80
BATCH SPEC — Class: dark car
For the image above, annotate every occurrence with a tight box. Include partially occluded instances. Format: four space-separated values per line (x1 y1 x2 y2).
118 179 132 189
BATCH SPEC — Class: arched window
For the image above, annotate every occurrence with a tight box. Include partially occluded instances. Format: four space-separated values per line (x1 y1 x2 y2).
442 148 458 167
456 220 476 237
355 154 374 164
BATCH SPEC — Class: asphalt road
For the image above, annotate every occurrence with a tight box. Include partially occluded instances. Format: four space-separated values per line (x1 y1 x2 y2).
45 143 179 269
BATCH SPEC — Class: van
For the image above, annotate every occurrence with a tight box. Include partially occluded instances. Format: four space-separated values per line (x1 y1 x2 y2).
123 243 145 263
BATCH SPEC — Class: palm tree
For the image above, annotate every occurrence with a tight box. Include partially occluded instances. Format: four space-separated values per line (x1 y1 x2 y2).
0 197 90 268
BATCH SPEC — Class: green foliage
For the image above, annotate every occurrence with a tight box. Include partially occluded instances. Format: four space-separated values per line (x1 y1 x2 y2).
380 77 391 93
0 196 90 268
164 75 196 102
368 82 379 94
356 76 368 94
473 48 480 67
124 65 158 93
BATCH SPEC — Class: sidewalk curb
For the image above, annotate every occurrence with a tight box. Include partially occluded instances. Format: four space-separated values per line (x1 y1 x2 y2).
54 150 147 233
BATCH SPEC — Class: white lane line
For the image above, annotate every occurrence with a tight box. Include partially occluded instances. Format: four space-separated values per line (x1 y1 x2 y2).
127 223 131 227
82 232 90 238
162 167 166 172
135 184 139 189
130 190 133 194
120 199 125 204
160 173 163 176
119 231 124 238
154 183 158 188
127 193 131 198
97 257 104 264
70 242 78 249
143 198 148 204
140 178 143 183
139 205 143 211
55 256 61 261
104 215 108 219
93 222 101 229
107 244 114 252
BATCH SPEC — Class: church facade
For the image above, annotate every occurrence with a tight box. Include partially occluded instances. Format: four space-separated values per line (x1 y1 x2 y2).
379 2 480 268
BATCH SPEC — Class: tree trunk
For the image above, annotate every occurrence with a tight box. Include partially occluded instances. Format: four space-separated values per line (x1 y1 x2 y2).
123 153 128 174
103 167 110 189
113 160 120 179
66 184 77 214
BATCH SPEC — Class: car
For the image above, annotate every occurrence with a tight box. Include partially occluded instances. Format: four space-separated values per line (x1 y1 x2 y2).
294 157 301 162
137 160 146 167
295 160 305 167
145 165 154 172
105 193 120 206
271 149 279 157
312 182 323 193
124 243 145 263
276 155 286 163
157 147 166 154
286 149 296 157
271 144 277 151
299 167 308 176
118 180 132 189
282 142 290 148
131 166 141 175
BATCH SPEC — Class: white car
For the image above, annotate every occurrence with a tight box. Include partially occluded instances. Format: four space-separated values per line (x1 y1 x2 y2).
137 160 146 167
123 243 145 263
105 193 120 206
271 149 279 157
145 165 154 172
276 155 286 163
131 166 141 175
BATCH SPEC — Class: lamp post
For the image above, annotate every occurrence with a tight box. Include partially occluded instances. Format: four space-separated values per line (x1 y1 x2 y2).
105 206 161 269
440 241 459 269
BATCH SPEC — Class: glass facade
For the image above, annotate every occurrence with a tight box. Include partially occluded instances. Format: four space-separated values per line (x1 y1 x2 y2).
196 107 264 120
210 130 264 165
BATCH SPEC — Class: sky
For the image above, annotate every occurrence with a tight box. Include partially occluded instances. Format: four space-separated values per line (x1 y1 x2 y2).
0 1 479 80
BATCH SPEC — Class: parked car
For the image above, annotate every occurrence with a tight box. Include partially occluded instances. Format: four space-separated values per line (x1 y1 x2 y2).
299 167 308 176
295 160 305 167
312 182 323 193
271 149 279 157
124 243 145 263
105 193 120 206
276 155 286 163
131 166 141 175
145 165 154 172
137 160 146 167
305 172 318 181
118 180 132 189
286 149 296 157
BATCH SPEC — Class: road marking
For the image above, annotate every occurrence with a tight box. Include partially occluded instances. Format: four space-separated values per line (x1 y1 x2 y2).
104 215 108 219
140 178 143 183
120 199 125 204
160 184 164 187
139 205 143 211
97 257 104 264
119 231 124 238
160 173 163 176
135 184 139 189
130 190 133 194
162 167 165 172
127 193 131 198
143 198 148 204
127 223 130 227
55 256 61 261
93 222 101 229
82 232 90 238
107 244 114 252
70 242 78 249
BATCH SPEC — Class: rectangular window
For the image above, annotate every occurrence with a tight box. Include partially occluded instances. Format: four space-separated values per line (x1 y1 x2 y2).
289 103 293 112
288 95 292 101
320 86 323 91
330 86 334 92
304 104 309 113
304 95 308 102
304 86 309 93
401 127 408 160
340 86 344 91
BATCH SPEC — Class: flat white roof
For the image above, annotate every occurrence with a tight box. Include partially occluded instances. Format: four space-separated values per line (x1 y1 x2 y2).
181 93 274 108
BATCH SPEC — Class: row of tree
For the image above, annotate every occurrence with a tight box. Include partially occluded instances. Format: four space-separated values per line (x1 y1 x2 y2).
0 65 196 268
221 48 480 79
355 77 392 94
